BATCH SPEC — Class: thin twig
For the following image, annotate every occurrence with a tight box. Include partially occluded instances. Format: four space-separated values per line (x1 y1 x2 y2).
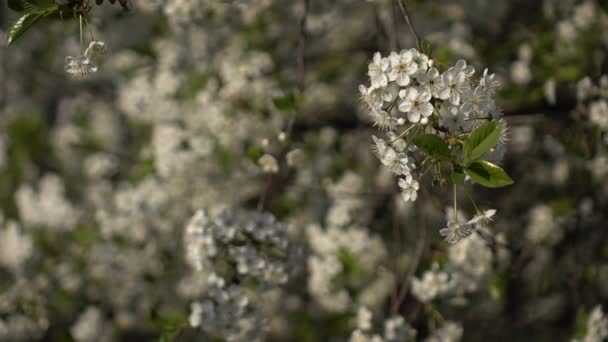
395 0 422 51
257 0 309 211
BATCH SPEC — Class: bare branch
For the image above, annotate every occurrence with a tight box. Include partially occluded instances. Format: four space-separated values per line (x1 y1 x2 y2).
395 0 422 52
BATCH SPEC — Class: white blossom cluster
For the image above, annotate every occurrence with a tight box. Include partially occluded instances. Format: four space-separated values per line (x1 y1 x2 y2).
526 204 561 245
185 209 296 340
0 218 32 273
15 174 80 231
423 321 464 342
577 76 608 143
307 223 392 313
349 307 417 342
573 305 608 342
361 50 504 203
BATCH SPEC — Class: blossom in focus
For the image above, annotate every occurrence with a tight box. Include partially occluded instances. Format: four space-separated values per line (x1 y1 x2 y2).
65 55 98 79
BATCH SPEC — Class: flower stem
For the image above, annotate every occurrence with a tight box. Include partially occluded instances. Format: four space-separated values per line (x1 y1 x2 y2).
79 15 84 55
467 188 480 213
453 183 458 214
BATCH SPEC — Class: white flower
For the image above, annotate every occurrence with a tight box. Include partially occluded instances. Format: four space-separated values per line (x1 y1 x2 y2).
0 221 32 271
577 77 594 101
368 52 390 88
510 60 531 85
440 209 496 244
480 68 500 94
440 220 475 244
380 147 410 175
359 84 392 109
85 40 106 60
371 135 388 158
356 306 373 331
452 59 475 78
64 55 97 79
461 85 490 116
410 48 430 73
388 50 416 86
417 67 442 98
467 209 496 227
258 154 279 173
398 175 419 201
370 107 398 131
286 149 305 167
398 87 433 123
590 100 608 130
438 105 468 133
437 69 468 105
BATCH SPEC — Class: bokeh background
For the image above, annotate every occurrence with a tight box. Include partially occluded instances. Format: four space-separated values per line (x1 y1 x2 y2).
1 0 608 341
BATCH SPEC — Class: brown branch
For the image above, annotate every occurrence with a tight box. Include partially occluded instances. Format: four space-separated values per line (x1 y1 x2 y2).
395 0 422 51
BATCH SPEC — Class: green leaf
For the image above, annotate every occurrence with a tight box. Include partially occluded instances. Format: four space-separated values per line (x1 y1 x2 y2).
465 160 514 188
6 1 58 46
272 91 303 111
421 39 433 56
7 13 43 46
463 121 500 163
6 0 49 13
450 171 465 185
413 134 451 160
246 145 264 161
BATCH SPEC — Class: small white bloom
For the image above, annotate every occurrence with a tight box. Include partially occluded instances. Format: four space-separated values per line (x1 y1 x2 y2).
286 149 305 167
398 87 433 123
398 175 419 201
370 107 398 131
368 52 390 88
359 84 392 109
258 154 279 173
388 50 416 86
453 59 475 78
437 69 468 105
440 220 475 244
64 55 97 79
461 85 490 116
380 147 410 175
84 40 106 60
410 48 430 73
417 67 442 98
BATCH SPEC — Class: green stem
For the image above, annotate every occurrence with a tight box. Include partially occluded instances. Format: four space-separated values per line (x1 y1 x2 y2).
79 15 84 55
453 183 458 214
467 188 480 213
391 123 418 143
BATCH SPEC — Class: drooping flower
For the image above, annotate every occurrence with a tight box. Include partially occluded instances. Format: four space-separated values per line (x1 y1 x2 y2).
64 55 98 79
440 209 497 244
440 220 475 244
85 40 106 60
